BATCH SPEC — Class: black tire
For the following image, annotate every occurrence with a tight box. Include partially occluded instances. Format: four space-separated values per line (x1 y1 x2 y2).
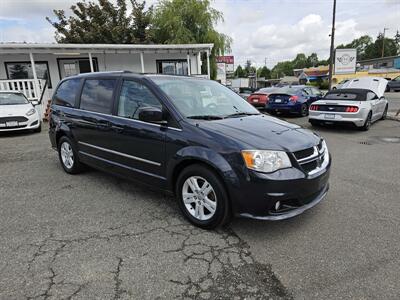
33 122 42 133
300 103 308 117
57 136 83 174
381 105 388 120
176 164 231 229
360 112 372 131
309 120 319 127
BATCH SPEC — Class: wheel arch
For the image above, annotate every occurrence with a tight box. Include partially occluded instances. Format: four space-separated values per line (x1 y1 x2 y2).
167 146 240 197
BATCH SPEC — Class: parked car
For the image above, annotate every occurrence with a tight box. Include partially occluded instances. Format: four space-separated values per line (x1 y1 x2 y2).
265 86 324 116
0 91 41 132
238 87 255 100
332 79 349 90
247 87 278 108
387 75 400 92
49 72 331 229
309 77 388 131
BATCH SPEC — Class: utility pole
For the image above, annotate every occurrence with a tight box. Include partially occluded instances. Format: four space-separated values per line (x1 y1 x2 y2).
328 0 336 91
382 27 389 58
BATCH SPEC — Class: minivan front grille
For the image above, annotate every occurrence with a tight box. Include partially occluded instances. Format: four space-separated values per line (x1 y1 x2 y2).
293 140 327 175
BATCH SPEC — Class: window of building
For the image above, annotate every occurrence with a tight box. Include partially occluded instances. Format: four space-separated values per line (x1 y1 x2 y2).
5 61 52 88
156 60 189 75
80 79 116 114
117 80 162 120
53 78 81 107
58 58 98 79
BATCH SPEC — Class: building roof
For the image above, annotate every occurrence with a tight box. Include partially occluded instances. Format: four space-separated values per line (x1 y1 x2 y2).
358 55 400 64
0 43 214 54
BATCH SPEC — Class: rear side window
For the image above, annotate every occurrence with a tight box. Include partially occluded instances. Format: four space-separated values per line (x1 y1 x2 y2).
80 79 116 114
53 78 81 107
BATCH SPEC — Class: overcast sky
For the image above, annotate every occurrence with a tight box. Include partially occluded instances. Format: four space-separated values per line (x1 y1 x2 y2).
0 0 399 68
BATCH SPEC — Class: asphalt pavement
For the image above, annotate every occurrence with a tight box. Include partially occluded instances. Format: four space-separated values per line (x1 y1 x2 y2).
0 93 399 299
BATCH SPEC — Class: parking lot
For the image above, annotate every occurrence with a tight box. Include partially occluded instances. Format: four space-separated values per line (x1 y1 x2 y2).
0 94 399 300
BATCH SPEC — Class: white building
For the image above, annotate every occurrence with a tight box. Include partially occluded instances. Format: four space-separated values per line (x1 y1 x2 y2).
0 43 213 117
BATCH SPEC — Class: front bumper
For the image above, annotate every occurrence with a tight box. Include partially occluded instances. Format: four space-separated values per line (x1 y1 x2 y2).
240 183 329 220
309 111 366 127
231 155 331 220
0 114 40 132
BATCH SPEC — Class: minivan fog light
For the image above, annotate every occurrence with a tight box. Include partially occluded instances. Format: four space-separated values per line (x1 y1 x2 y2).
242 150 292 173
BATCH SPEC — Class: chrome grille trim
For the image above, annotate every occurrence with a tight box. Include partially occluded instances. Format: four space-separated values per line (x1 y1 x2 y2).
294 140 329 174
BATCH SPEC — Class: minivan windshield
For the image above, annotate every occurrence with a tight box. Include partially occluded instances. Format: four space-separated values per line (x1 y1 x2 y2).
150 76 260 119
0 93 29 105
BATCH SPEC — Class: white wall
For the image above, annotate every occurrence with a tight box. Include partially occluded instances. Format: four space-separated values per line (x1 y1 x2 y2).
0 51 202 97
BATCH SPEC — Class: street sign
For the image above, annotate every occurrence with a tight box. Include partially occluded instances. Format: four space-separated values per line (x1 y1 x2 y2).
334 49 357 74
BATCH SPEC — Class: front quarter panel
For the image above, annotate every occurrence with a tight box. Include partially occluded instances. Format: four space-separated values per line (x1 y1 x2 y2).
166 145 240 191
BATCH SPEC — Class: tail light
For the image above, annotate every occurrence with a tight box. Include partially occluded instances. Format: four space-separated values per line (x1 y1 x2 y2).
289 95 298 103
310 105 319 111
345 106 359 113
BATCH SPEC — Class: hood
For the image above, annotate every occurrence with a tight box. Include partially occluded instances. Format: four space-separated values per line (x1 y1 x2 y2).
341 77 388 98
195 114 320 152
0 104 33 117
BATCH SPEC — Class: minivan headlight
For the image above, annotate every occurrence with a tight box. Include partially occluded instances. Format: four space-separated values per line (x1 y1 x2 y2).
26 108 36 116
241 150 292 173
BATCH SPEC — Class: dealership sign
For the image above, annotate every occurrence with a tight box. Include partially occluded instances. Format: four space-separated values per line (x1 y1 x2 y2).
334 49 357 74
216 56 234 73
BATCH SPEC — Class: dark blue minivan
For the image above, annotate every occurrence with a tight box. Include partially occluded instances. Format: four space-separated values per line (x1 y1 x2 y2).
49 72 331 229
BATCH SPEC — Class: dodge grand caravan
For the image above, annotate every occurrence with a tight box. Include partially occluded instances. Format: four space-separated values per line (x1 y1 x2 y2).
49 71 331 229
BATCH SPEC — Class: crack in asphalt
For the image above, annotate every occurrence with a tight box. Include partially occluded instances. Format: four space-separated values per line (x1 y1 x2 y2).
14 219 291 299
1 133 292 299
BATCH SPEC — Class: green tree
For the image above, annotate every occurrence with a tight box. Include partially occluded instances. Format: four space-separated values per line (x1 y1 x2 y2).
257 66 271 79
46 0 153 43
271 61 293 78
234 65 245 77
364 33 398 59
395 30 400 54
292 53 307 69
306 53 319 67
152 0 231 79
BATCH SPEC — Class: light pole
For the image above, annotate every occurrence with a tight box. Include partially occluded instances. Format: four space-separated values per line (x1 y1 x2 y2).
382 27 389 58
328 0 336 91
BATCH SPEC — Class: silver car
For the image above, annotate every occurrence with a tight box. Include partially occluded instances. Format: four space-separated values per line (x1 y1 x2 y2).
308 77 388 131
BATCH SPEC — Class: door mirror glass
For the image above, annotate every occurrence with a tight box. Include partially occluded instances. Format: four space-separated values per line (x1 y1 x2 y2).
138 106 166 124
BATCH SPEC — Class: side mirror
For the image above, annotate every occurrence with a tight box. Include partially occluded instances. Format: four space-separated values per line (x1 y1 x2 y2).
31 100 39 106
138 106 166 125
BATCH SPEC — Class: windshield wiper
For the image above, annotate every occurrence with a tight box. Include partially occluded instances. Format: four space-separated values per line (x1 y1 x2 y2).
224 112 260 118
187 115 224 120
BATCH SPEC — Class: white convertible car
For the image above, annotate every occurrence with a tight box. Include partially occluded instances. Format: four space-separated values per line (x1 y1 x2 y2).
0 91 41 132
309 77 388 131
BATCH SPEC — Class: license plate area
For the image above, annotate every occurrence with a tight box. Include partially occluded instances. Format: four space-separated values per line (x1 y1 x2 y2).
6 121 18 127
324 114 335 119
275 98 282 103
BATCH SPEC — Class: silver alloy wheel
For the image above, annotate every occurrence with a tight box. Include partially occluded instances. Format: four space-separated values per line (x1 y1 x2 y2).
60 141 74 169
182 176 217 221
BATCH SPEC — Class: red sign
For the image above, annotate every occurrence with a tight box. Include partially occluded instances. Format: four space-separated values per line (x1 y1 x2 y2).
216 56 234 64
